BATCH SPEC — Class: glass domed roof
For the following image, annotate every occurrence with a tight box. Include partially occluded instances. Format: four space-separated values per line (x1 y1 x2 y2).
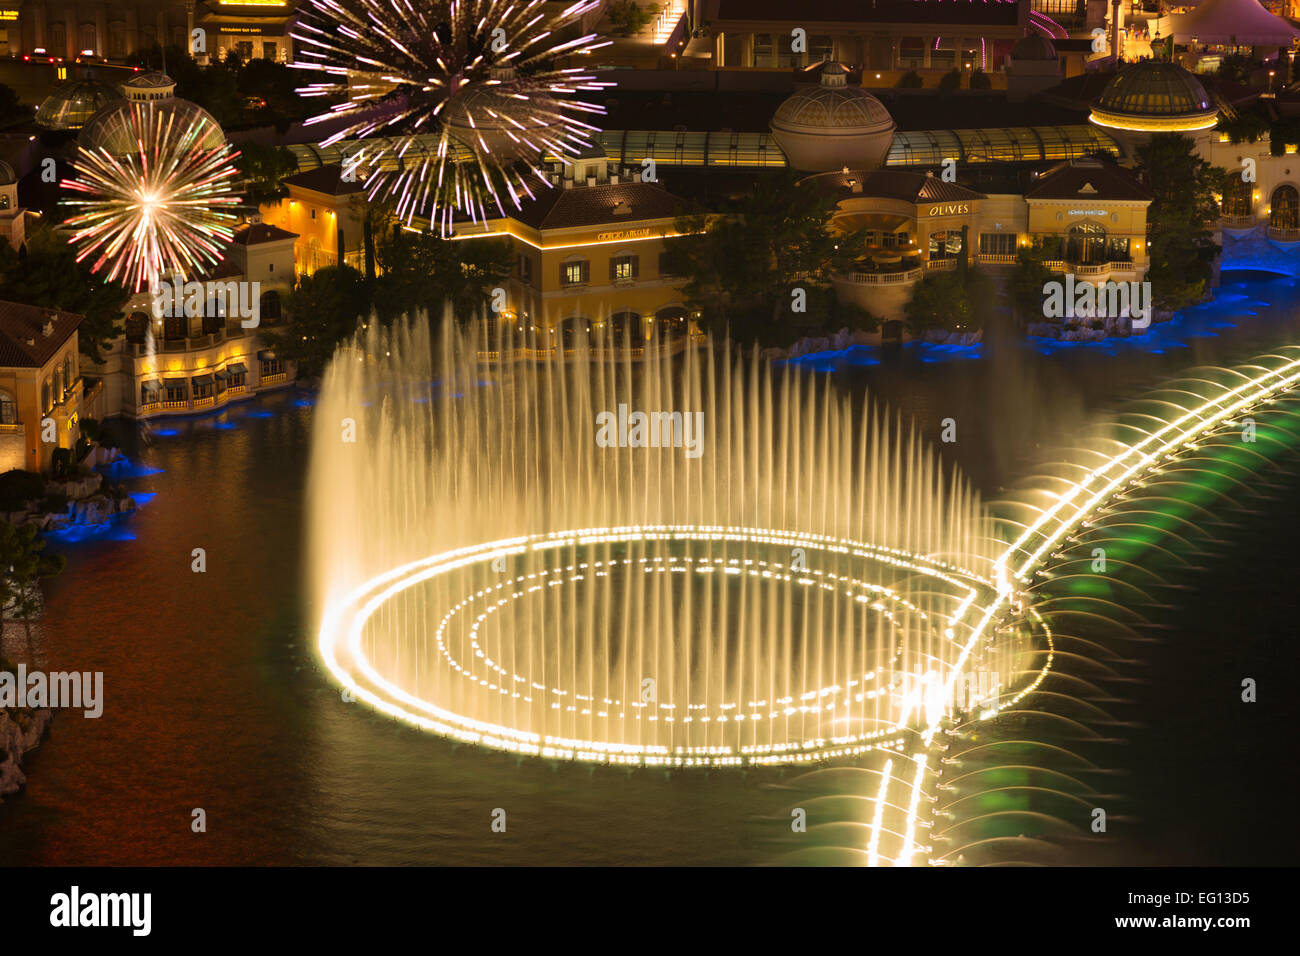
771 64 894 133
35 78 123 130
1094 61 1214 118
78 98 228 156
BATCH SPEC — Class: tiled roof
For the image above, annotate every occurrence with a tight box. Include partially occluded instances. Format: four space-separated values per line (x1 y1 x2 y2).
192 258 245 282
0 300 84 368
1024 159 1152 202
282 164 364 196
511 181 685 230
232 221 298 244
808 168 984 203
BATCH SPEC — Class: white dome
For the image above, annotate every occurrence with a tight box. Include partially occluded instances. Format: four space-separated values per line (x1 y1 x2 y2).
771 64 895 172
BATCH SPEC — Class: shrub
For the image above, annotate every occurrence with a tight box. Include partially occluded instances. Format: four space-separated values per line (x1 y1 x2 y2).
50 447 73 478
606 0 655 36
970 69 991 90
896 70 922 89
939 69 962 92
0 470 46 511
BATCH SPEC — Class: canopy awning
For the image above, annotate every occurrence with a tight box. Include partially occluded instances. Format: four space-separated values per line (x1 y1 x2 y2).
1155 0 1300 46
227 362 248 374
163 378 186 388
192 373 214 387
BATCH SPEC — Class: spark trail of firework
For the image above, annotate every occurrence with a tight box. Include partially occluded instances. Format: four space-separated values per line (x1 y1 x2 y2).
292 0 613 234
62 103 242 293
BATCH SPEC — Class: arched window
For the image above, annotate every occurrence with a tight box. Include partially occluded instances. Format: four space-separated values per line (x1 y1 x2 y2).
203 295 224 334
0 392 16 425
164 311 185 341
41 380 51 412
1066 222 1107 265
64 355 74 394
125 311 150 343
558 316 591 348
1271 185 1299 230
653 307 689 341
260 290 281 324
609 310 642 345
1222 172 1252 218
53 366 63 403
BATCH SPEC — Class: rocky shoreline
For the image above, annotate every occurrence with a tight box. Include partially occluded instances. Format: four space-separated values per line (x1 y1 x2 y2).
2 447 136 532
765 326 984 360
0 705 52 802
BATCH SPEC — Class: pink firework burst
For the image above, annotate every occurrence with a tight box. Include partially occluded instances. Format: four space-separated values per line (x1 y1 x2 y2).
62 102 242 293
292 0 614 233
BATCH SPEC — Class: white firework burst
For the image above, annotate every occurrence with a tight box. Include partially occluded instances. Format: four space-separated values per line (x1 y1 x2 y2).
62 102 242 293
292 0 614 233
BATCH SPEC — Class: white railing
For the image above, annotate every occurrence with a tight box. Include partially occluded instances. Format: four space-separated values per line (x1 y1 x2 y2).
842 267 923 285
1219 215 1256 229
1268 226 1300 242
978 253 1017 264
926 258 957 271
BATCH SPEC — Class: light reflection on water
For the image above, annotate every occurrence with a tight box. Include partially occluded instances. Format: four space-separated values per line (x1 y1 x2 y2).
2 271 1298 865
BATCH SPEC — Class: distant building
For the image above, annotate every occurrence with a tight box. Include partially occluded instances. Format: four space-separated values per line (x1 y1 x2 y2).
97 218 296 420
0 300 83 473
1 1 295 63
452 146 698 346
260 165 365 276
0 161 24 251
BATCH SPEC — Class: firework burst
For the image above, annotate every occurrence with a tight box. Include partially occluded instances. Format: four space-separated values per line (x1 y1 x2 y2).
62 102 242 293
292 0 614 233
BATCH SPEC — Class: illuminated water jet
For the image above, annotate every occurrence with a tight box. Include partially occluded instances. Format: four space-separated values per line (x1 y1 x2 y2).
310 317 1025 766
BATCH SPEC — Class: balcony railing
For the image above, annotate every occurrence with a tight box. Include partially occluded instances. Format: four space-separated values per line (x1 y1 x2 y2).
1268 226 1300 241
262 372 287 385
926 258 958 272
1219 214 1256 229
977 253 1017 264
1072 263 1112 276
842 267 923 285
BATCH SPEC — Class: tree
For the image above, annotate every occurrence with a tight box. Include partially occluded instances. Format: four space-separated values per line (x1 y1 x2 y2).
896 70 923 89
0 84 32 126
235 143 299 209
264 265 372 378
970 69 992 91
372 227 513 324
661 170 870 346
1135 133 1223 311
1007 240 1062 322
606 0 655 36
939 68 962 93
903 268 992 335
0 224 129 363
0 520 65 650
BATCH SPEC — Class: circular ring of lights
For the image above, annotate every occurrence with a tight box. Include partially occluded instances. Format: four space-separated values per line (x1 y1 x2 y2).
319 526 1045 767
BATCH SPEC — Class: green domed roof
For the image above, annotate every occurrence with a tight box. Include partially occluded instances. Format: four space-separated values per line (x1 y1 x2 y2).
1094 61 1214 119
35 78 123 130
